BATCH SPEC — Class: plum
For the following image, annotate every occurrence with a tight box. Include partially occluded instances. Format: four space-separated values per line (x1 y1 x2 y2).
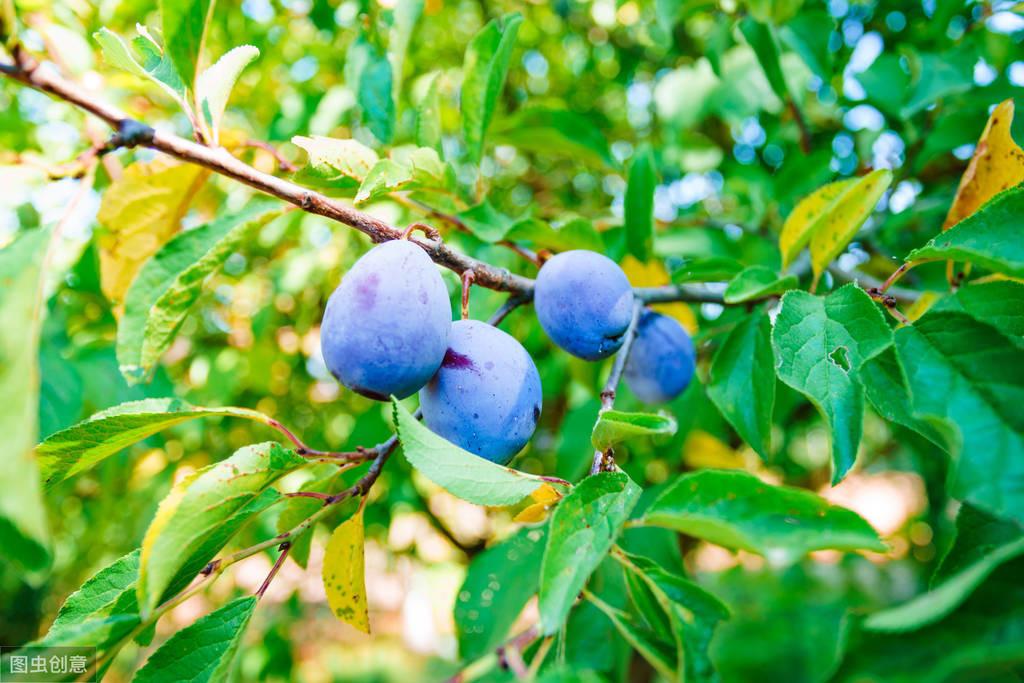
624 310 695 404
534 250 634 360
419 320 543 464
321 240 451 400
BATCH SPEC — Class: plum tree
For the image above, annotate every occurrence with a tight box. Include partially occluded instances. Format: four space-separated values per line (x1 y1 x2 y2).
533 250 634 360
419 320 543 464
623 309 695 404
320 240 451 400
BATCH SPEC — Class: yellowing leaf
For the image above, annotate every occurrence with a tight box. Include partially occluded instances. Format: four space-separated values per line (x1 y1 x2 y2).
513 503 550 523
779 178 855 268
808 169 892 284
682 430 744 469
943 100 1024 230
322 507 370 634
97 160 207 311
621 256 698 333
904 291 941 322
530 483 562 505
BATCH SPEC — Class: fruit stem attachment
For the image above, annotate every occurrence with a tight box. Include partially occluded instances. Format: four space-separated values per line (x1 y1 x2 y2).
402 222 441 241
590 299 644 475
461 269 476 319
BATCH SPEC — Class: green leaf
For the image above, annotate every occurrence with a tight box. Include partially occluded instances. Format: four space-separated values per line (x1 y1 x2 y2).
196 44 259 142
346 35 395 143
455 524 547 660
865 505 1024 632
670 256 744 284
94 27 187 107
46 550 140 640
322 507 370 633
624 144 657 261
493 107 615 167
707 310 775 459
117 202 282 384
901 49 975 118
0 228 51 580
291 135 379 190
134 596 256 682
722 265 797 303
18 615 140 654
539 471 641 634
456 200 516 243
638 469 885 559
933 280 1024 338
586 591 677 679
393 399 550 506
860 346 945 446
388 0 424 100
355 147 453 204
907 183 1024 279
771 285 892 483
415 72 443 153
618 551 730 683
137 442 304 615
36 398 270 488
461 12 523 163
738 17 790 102
591 410 677 451
895 310 1024 525
159 0 214 89
504 216 605 253
354 159 414 204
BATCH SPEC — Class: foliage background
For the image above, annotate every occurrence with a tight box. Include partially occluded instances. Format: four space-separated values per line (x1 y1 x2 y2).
3 0 1024 681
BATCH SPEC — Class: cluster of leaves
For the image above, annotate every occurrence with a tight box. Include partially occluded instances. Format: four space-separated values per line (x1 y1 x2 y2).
3 0 1024 681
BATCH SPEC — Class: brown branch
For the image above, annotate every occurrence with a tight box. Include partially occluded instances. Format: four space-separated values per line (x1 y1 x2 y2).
256 541 291 598
0 53 534 296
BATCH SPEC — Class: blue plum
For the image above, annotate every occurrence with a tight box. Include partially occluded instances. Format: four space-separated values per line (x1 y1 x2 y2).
419 320 543 464
534 250 634 360
320 240 451 400
624 310 695 404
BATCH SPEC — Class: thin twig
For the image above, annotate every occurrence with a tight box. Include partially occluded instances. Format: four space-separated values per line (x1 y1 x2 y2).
590 300 644 475
256 542 292 598
239 138 297 172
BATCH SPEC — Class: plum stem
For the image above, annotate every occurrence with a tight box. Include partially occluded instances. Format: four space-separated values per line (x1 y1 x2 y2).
401 221 441 241
461 269 476 319
590 299 644 475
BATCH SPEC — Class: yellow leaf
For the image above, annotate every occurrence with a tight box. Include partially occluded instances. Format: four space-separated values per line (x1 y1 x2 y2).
943 100 1024 230
322 507 370 634
779 178 856 269
903 291 941 322
808 169 892 284
513 503 550 523
97 159 207 311
682 430 744 469
530 483 562 505
621 256 698 333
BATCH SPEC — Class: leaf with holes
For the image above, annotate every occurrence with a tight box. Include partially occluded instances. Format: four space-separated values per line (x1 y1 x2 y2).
771 285 892 482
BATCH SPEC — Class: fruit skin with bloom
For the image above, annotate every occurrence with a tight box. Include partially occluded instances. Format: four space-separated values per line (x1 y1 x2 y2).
419 319 543 464
624 309 695 404
533 250 634 360
320 240 452 400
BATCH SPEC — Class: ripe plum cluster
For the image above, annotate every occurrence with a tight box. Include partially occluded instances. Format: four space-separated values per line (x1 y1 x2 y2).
321 243 696 465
